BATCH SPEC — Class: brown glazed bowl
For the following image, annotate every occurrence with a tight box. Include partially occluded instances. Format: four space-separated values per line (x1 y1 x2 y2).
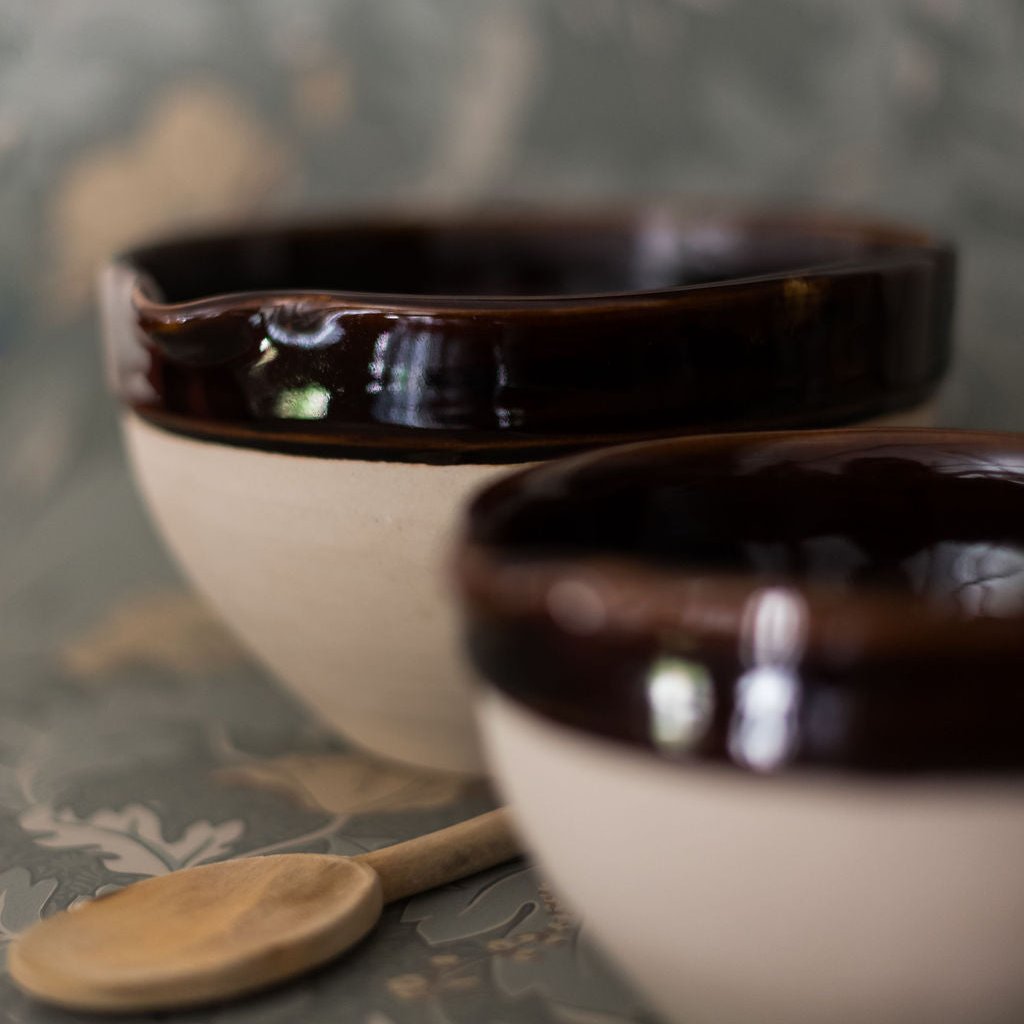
101 210 954 773
456 428 1024 1024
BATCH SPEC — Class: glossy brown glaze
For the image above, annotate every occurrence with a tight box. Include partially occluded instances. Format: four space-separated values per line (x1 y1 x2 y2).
105 212 955 463
455 429 1024 773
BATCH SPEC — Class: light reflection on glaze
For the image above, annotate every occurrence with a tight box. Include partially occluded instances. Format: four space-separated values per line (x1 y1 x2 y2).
263 305 348 349
237 308 515 432
251 338 278 369
646 655 714 754
940 543 1024 617
274 383 332 420
728 665 800 772
370 327 443 429
735 537 1024 619
729 589 807 771
366 332 389 395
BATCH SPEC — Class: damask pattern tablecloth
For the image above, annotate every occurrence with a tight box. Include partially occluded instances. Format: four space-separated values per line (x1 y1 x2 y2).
0 581 653 1023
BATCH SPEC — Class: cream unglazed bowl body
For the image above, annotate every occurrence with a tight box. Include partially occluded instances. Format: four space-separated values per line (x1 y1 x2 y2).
456 429 1024 1022
102 212 954 773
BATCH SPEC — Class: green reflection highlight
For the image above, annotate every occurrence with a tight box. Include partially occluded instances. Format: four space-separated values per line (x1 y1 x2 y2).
274 384 331 420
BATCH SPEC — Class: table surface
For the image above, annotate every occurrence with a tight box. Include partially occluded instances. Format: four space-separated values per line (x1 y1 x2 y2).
0 439 654 1024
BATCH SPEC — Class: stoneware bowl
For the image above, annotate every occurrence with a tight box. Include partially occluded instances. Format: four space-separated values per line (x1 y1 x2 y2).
456 428 1024 1023
101 211 954 773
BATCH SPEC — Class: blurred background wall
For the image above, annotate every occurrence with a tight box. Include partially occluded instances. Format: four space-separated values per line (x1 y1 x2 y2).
1 0 1022 640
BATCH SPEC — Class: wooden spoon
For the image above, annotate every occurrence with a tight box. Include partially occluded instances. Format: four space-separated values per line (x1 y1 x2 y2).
9 808 518 1013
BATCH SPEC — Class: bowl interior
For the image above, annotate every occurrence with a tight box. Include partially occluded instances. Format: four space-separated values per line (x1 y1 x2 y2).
130 217 903 302
471 432 1024 619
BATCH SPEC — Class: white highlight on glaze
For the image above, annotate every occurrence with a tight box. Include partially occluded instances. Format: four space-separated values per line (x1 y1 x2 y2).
253 338 278 368
729 587 807 771
263 307 346 349
740 586 807 666
728 664 799 772
646 655 714 753
481 690 1024 1024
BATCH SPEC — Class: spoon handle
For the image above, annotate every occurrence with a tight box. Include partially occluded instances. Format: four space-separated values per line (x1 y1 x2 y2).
356 808 520 903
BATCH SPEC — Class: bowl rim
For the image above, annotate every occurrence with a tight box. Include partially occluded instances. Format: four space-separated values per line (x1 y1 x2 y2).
102 207 955 461
454 427 1024 773
456 426 1024 656
119 205 951 314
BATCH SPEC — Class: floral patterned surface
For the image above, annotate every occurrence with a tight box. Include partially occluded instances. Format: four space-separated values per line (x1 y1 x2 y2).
0 590 651 1024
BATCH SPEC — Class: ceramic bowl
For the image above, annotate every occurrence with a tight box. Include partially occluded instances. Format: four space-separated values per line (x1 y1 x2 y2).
101 211 954 773
456 428 1024 1023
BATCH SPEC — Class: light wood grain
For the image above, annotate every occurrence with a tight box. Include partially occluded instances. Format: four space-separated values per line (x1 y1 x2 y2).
358 808 518 903
8 809 519 1013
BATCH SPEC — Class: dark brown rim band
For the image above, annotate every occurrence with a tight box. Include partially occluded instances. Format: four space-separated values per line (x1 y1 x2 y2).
103 211 955 463
455 428 1024 774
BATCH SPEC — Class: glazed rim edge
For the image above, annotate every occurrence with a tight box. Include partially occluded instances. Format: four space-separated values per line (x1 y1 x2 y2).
454 427 1024 775
456 426 1024 658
